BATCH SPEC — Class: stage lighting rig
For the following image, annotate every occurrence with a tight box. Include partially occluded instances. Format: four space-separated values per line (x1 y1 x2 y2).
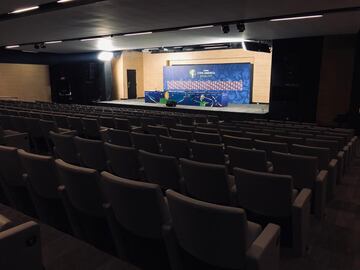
221 24 230 34
236 22 245 32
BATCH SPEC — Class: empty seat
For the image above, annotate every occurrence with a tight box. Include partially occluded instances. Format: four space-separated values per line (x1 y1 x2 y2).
82 118 102 139
0 127 30 151
190 141 226 165
131 132 160 153
55 159 113 252
193 131 221 144
244 132 272 141
175 124 195 132
273 135 304 146
220 129 244 138
105 129 132 147
0 220 43 270
169 128 193 141
164 190 280 269
179 116 194 125
53 114 69 129
223 135 253 149
254 139 288 157
101 172 171 269
159 135 190 159
114 118 132 131
227 146 272 173
74 136 107 171
24 117 46 153
104 143 142 180
234 168 311 256
271 151 327 219
99 116 115 128
147 125 169 137
179 158 235 206
139 150 183 192
18 150 70 232
67 117 84 137
162 117 177 128
50 131 79 165
195 126 218 134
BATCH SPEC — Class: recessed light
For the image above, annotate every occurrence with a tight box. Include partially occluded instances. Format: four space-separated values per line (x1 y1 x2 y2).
9 6 39 14
98 51 114 61
57 0 74 3
45 40 63 44
204 46 229 50
270 15 323 22
123 31 153 37
5 45 20 49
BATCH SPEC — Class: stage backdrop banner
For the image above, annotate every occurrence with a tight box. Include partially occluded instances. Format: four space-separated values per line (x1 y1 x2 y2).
163 63 253 104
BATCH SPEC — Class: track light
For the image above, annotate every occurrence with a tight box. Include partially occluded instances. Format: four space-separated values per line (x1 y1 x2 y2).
221 24 230 34
236 23 245 32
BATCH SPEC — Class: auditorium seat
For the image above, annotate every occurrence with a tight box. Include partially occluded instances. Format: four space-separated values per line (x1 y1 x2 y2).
162 117 177 128
169 128 193 141
273 135 304 146
67 117 84 137
291 144 338 200
139 150 183 192
0 219 43 270
104 128 132 147
175 124 195 132
82 118 102 139
53 114 70 129
244 132 272 141
50 131 79 165
114 118 132 131
193 131 222 144
39 120 73 152
147 125 169 137
101 172 171 269
254 139 288 158
18 150 70 232
190 141 226 165
179 116 194 125
288 132 314 139
0 126 30 151
131 132 160 153
74 136 107 171
234 168 311 256
179 158 235 206
99 116 116 128
9 116 27 133
55 159 114 253
104 143 142 180
271 151 327 219
24 117 46 153
227 146 272 173
220 129 244 138
0 146 35 216
195 126 219 134
159 135 190 159
164 190 280 269
222 135 254 149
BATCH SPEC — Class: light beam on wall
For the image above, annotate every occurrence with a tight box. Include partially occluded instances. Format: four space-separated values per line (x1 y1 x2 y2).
98 51 114 61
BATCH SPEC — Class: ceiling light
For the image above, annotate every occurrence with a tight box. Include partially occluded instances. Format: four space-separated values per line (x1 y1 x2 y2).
221 24 230 34
204 46 229 50
9 6 39 14
98 51 114 61
236 23 246 32
180 25 214 31
45 40 63 44
57 0 74 3
270 15 323 22
5 45 20 49
123 31 153 37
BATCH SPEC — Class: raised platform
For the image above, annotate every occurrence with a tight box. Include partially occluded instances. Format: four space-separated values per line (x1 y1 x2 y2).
97 99 269 120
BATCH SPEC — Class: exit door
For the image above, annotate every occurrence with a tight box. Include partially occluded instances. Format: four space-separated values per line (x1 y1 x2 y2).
127 69 137 99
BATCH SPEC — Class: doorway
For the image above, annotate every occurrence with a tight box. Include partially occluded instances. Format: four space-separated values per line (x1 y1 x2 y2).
127 69 137 99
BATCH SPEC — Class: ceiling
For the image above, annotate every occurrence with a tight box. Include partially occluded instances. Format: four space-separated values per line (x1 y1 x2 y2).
1 0 360 53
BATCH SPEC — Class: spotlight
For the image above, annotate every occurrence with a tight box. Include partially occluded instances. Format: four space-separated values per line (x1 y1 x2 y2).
236 23 245 32
98 51 114 61
34 43 40 49
41 43 46 49
221 24 230 34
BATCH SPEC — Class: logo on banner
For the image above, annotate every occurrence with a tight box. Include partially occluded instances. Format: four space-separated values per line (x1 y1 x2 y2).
189 69 196 79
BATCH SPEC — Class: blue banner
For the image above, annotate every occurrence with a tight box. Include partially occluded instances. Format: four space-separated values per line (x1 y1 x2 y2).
163 63 253 104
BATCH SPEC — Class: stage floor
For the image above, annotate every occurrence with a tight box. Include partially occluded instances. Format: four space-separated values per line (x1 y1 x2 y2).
99 99 269 115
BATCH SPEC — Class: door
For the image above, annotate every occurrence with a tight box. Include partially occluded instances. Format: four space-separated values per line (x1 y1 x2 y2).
127 69 137 99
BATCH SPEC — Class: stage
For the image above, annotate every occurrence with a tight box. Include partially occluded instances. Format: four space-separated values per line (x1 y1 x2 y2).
97 99 269 120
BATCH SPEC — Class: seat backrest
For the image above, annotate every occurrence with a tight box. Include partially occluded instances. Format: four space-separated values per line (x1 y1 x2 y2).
305 138 339 158
291 144 330 170
147 125 169 137
0 221 43 270
53 114 69 129
228 146 268 172
81 118 100 138
169 128 193 141
244 131 272 141
24 117 42 137
234 168 293 217
190 141 225 165
139 150 181 191
166 190 248 269
271 151 318 190
101 172 170 238
104 143 141 180
159 135 190 159
220 129 243 138
273 135 304 145
18 150 59 199
107 129 132 147
74 136 107 171
196 127 218 134
316 134 345 147
288 132 314 139
162 117 177 128
0 145 24 187
180 158 231 205
254 139 288 157
99 117 115 128
40 120 59 138
50 131 79 165
67 117 83 136
55 159 104 217
193 131 221 144
222 135 253 149
131 132 159 153
114 118 131 131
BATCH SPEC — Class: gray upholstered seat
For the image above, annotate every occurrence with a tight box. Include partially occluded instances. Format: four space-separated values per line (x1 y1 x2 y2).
234 168 311 256
169 128 193 141
147 125 169 137
190 141 226 165
254 139 288 158
74 136 107 171
50 131 79 165
105 128 132 147
164 190 280 270
81 118 102 139
101 172 171 269
223 135 254 149
271 151 327 219
193 131 222 144
131 132 160 153
159 135 190 159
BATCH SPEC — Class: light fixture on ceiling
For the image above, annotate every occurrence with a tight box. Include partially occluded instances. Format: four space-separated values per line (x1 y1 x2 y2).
204 45 229 50
270 14 323 22
123 31 153 37
236 23 246 32
5 45 20 49
9 6 39 14
57 0 74 3
98 51 114 61
221 24 230 34
44 40 63 44
180 25 214 31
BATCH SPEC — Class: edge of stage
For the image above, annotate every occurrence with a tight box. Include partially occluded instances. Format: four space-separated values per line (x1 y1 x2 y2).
97 98 269 120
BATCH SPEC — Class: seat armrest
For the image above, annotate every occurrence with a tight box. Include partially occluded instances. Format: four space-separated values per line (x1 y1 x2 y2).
0 214 12 231
3 132 30 151
292 188 312 256
314 170 328 219
327 159 338 200
336 151 345 181
246 223 280 270
163 224 184 270
266 161 273 173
